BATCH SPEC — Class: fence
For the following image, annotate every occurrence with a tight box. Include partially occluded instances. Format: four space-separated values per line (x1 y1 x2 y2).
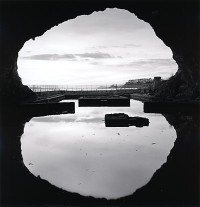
28 85 137 93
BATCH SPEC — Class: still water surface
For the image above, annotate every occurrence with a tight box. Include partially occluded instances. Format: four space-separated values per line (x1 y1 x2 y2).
21 100 176 199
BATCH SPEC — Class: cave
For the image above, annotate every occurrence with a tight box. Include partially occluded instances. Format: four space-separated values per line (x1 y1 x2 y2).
0 0 199 206
0 0 199 104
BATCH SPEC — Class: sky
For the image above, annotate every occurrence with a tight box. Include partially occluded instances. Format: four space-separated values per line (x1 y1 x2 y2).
18 8 178 86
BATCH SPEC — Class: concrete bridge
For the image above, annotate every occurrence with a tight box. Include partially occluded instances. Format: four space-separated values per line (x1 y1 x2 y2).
29 84 137 92
64 88 136 97
29 85 139 103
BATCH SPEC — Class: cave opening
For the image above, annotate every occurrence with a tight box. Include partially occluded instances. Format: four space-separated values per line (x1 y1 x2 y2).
1 0 199 105
1 1 199 206
17 8 179 200
17 8 178 90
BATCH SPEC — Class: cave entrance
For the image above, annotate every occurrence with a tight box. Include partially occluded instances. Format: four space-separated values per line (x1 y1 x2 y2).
18 8 177 91
19 8 178 200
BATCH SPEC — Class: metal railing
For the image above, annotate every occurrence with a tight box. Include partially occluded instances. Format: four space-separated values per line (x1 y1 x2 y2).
28 85 137 93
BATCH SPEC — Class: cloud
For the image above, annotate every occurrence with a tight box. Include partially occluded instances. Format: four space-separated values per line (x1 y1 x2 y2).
22 52 113 61
22 54 76 60
58 8 147 36
90 62 102 66
92 43 141 50
112 44 141 48
119 58 177 68
75 52 113 59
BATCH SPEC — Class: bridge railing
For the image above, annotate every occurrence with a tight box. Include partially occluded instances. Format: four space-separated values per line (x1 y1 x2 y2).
28 85 137 93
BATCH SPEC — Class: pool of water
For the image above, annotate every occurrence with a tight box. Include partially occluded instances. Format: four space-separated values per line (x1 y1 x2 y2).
21 99 176 199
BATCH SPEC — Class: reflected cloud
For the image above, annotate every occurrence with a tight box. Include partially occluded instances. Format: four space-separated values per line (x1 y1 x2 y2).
32 115 102 124
32 116 76 123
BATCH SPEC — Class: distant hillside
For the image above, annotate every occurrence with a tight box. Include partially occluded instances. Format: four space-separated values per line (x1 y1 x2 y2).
121 78 154 88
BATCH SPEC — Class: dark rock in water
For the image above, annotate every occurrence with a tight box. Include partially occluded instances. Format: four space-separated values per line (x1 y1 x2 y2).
105 113 129 127
105 113 149 127
105 113 129 121
129 116 150 127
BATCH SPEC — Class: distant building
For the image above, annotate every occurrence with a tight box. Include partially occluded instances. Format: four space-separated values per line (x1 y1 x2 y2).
153 76 161 82
153 76 162 88
125 78 153 85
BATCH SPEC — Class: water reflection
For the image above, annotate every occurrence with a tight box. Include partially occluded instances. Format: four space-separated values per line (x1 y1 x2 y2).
21 100 176 199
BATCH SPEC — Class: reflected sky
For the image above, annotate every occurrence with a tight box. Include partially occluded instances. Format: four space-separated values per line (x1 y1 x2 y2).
21 100 176 199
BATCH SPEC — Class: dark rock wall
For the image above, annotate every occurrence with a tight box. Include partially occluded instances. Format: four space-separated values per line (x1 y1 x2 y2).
0 0 199 103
